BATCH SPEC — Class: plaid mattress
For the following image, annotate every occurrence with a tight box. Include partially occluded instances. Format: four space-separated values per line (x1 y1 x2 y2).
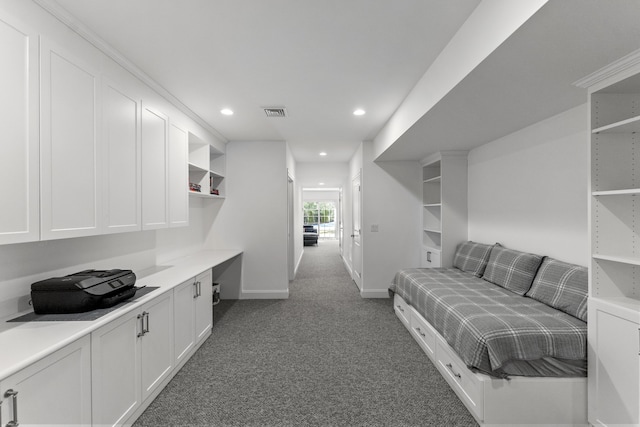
390 268 587 377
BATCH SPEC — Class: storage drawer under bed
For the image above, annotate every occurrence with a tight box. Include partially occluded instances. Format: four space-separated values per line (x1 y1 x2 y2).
393 293 411 327
409 305 436 358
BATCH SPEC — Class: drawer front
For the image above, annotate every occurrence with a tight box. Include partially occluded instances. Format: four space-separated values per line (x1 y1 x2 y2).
436 336 484 421
409 305 436 359
393 294 411 327
422 247 441 268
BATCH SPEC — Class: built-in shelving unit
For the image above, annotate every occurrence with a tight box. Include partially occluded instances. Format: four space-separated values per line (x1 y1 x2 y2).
188 132 225 199
580 49 640 426
420 151 468 268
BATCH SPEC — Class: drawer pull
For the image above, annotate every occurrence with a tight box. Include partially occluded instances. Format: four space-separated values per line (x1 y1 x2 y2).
445 363 462 379
415 327 426 338
396 305 404 313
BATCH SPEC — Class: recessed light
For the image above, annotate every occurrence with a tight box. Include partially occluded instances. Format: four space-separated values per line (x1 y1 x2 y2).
353 109 365 116
319 152 327 156
319 182 325 186
221 108 234 115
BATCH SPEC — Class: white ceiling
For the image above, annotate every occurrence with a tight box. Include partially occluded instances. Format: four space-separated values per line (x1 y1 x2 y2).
45 0 640 164
49 0 480 163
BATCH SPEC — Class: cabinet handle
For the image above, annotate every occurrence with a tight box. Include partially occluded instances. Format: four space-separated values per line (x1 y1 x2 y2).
427 251 432 263
137 313 144 337
415 327 426 338
396 304 404 313
193 281 202 298
4 389 18 427
143 311 150 335
445 363 462 379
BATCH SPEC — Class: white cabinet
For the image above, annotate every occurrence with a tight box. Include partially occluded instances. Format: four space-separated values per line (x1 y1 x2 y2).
40 39 101 240
168 122 189 227
188 132 226 198
581 49 640 426
0 15 39 245
421 152 468 268
103 80 142 234
91 291 174 426
174 269 213 366
141 104 169 230
0 335 91 426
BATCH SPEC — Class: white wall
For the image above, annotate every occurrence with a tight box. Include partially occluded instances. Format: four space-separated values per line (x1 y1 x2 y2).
468 104 588 265
206 141 289 298
361 142 422 297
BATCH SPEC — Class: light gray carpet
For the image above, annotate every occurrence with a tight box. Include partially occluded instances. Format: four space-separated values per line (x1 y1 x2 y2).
134 240 477 426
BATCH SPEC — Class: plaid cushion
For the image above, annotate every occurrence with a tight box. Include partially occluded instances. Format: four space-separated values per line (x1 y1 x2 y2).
483 245 543 295
453 241 494 277
526 258 588 321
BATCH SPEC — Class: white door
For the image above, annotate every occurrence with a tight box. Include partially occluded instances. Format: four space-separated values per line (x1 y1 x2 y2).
287 173 295 281
194 269 213 342
168 122 189 227
0 335 91 426
141 104 168 230
351 173 362 290
40 39 101 240
140 292 174 401
173 278 196 365
103 81 141 233
0 15 39 244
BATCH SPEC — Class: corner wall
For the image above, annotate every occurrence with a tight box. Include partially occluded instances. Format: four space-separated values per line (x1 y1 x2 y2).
467 104 588 265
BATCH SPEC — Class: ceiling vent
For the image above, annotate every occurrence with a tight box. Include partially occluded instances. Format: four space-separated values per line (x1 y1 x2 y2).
263 107 288 118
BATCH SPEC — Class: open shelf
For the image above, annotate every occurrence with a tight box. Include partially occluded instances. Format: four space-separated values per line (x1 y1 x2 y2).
188 132 225 198
592 114 640 134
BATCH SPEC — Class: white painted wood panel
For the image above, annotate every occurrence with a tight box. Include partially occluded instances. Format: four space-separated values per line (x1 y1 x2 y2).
194 269 213 342
168 122 189 227
40 39 101 240
173 278 196 365
141 104 168 230
0 15 39 244
0 335 91 426
103 81 141 233
140 292 174 402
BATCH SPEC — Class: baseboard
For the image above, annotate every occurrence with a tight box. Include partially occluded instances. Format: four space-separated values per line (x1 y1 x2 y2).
360 289 390 298
341 255 352 276
240 289 290 299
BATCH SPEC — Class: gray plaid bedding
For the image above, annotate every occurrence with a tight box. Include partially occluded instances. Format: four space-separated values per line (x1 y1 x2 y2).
390 268 587 377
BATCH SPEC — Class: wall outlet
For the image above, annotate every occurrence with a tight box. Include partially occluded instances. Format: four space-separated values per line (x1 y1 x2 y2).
371 224 379 232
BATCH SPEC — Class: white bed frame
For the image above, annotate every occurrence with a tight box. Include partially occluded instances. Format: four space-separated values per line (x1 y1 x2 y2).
393 294 587 427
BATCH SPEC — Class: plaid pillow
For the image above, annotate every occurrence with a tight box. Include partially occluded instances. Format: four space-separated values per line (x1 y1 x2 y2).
526 258 588 321
483 245 543 295
453 241 494 277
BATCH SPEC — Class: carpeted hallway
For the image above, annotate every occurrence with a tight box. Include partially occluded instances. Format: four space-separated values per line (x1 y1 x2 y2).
133 240 477 426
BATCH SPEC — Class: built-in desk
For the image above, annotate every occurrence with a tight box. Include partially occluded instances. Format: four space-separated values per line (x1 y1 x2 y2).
0 249 242 426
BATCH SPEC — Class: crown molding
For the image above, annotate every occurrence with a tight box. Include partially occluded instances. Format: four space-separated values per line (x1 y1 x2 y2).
33 0 228 144
573 47 640 89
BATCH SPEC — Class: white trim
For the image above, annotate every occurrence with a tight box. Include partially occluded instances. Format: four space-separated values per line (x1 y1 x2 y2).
240 290 289 299
32 0 227 144
360 289 390 298
573 47 640 89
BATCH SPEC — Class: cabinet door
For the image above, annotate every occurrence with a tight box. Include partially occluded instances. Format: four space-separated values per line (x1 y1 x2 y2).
195 269 213 342
0 15 39 244
141 104 168 230
140 292 174 401
103 81 141 233
168 122 189 227
173 278 196 366
40 39 101 240
91 309 141 427
0 335 91 426
591 307 639 426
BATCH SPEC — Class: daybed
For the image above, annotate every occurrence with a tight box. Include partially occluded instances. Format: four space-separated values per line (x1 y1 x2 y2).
389 241 588 426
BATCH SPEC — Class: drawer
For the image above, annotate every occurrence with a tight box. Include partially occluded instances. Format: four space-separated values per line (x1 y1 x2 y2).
422 247 441 268
435 335 484 421
409 305 436 359
393 294 411 328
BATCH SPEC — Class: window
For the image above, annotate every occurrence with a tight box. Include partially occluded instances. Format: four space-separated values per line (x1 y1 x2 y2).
303 201 336 239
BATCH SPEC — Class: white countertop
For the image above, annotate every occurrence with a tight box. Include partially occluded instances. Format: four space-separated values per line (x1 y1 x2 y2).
0 249 242 380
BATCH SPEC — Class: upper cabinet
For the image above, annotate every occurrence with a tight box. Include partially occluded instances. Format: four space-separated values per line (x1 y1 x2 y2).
0 15 39 245
40 39 102 240
188 132 226 199
103 80 142 234
141 104 169 230
168 122 189 227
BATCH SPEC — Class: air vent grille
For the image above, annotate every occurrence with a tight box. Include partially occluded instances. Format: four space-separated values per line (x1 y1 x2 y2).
263 107 288 117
